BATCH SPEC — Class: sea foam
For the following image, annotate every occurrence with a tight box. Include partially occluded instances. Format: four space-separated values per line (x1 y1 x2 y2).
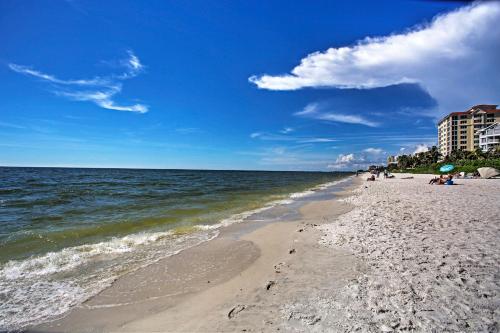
0 229 218 330
197 176 352 230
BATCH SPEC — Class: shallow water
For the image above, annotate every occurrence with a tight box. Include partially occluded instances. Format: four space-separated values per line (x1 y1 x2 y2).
0 167 351 329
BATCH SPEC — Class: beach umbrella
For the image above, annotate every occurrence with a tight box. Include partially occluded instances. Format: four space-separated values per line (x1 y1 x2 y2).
439 164 454 173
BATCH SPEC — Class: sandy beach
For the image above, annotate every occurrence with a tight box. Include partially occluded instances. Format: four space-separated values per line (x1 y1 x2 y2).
315 174 500 332
32 174 500 332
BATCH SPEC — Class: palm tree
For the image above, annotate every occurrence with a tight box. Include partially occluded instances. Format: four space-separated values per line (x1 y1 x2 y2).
449 149 465 162
428 146 441 164
397 154 410 169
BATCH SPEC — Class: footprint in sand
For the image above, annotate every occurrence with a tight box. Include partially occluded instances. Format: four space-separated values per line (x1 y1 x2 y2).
228 305 246 319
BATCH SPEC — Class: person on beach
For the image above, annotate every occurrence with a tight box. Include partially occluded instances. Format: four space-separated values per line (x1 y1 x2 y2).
429 175 440 184
429 174 453 185
367 175 375 181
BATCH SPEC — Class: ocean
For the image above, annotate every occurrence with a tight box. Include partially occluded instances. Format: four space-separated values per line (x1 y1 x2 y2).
0 167 351 329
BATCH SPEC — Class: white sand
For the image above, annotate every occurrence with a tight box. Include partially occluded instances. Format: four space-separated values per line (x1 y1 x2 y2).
287 174 500 332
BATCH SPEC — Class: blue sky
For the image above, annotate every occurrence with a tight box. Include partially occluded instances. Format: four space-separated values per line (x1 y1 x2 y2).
1 0 499 170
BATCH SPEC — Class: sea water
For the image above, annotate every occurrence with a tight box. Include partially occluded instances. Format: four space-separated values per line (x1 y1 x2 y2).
0 167 351 329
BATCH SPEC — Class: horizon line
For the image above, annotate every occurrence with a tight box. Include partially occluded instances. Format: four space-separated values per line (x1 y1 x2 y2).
0 165 356 173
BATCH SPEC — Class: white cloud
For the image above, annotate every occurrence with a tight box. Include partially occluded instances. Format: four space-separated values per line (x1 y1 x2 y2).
328 150 390 170
299 138 337 143
0 121 27 129
336 153 355 163
8 50 148 113
250 2 500 116
249 130 336 143
8 64 110 86
270 147 286 155
241 145 337 170
280 127 294 134
243 145 386 171
295 103 379 127
364 147 383 154
175 127 202 134
117 50 145 79
250 132 296 140
328 157 362 170
413 144 429 154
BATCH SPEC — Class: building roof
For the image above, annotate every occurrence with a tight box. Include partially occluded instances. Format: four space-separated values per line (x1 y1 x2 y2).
471 104 497 110
438 105 500 124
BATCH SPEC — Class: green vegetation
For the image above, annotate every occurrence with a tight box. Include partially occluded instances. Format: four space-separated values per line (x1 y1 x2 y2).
389 146 500 174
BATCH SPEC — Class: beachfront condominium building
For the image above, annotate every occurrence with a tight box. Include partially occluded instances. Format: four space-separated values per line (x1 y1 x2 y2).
477 123 500 152
437 105 500 156
387 155 397 166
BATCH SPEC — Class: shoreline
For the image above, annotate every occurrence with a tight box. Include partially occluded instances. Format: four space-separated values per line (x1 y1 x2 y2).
31 176 360 332
27 174 500 332
1 172 352 331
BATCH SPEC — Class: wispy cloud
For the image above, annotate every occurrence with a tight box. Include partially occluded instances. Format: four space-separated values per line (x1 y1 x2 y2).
295 103 379 127
175 127 203 134
363 147 383 154
250 2 500 116
8 64 109 86
248 146 337 169
249 132 297 141
250 129 336 144
0 121 27 129
279 127 294 134
8 50 148 113
241 144 389 171
298 138 337 143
